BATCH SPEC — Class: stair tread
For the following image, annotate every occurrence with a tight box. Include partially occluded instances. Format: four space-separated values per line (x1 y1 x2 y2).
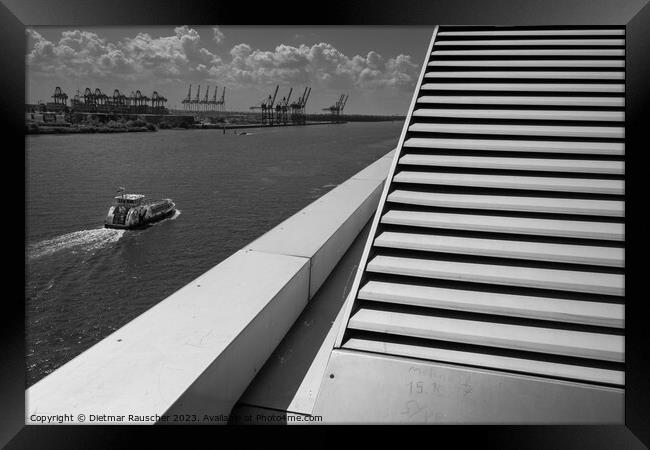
381 209 624 241
431 49 624 56
399 154 624 174
409 122 624 139
429 59 626 67
421 83 624 93
366 254 624 296
393 170 624 195
425 71 624 80
359 280 624 327
417 96 625 107
435 39 624 46
348 307 624 361
437 29 625 37
403 137 624 155
388 190 625 217
412 108 623 122
343 338 624 385
374 231 624 267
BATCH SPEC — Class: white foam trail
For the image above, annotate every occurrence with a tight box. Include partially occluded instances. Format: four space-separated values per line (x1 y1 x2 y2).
28 228 125 260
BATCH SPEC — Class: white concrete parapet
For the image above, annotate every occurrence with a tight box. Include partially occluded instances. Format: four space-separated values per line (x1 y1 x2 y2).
26 149 395 425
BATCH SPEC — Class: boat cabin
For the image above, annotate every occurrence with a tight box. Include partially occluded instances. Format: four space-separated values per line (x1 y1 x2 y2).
114 194 145 207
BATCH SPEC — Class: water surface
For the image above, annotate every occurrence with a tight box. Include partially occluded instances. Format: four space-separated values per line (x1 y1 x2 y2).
26 121 402 386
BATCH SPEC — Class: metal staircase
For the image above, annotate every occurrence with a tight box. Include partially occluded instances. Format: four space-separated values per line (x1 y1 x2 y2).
333 25 625 389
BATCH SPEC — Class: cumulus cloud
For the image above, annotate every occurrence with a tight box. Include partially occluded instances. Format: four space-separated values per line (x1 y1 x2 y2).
26 26 420 93
212 27 225 44
27 26 220 81
211 42 419 91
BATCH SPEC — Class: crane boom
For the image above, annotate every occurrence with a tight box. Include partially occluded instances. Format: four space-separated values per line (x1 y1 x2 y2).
341 94 349 110
303 87 311 107
270 85 279 107
285 87 293 106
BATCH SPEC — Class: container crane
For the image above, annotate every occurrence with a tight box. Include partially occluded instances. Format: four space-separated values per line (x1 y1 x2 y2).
275 87 292 125
323 93 349 122
218 87 226 112
182 84 192 111
250 85 279 125
290 86 311 125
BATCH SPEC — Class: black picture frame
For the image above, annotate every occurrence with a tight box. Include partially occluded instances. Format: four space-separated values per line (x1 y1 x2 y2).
4 0 648 447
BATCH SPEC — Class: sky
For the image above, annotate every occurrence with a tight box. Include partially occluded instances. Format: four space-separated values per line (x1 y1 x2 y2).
26 26 432 115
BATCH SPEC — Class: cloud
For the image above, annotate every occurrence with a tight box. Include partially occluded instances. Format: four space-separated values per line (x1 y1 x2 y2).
212 27 225 44
211 42 419 92
26 26 420 93
26 26 220 82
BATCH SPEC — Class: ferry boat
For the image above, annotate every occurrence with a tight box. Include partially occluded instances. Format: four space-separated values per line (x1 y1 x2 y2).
105 189 176 229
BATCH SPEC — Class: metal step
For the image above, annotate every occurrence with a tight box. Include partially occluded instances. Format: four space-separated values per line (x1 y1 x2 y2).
366 255 624 296
374 231 624 267
343 338 624 386
434 39 624 46
403 138 625 155
431 49 624 56
429 59 626 67
421 83 624 93
348 308 624 361
381 210 624 241
398 154 624 174
412 108 624 122
358 281 624 328
418 96 625 107
408 123 624 139
425 71 624 80
437 29 625 37
388 190 625 217
393 171 624 195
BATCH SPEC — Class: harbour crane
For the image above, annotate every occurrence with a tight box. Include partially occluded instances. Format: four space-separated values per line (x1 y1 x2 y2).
51 86 68 107
182 84 192 111
275 87 292 125
65 86 169 114
250 85 279 125
151 91 167 112
323 93 349 122
202 86 210 111
218 87 226 112
193 85 201 111
290 86 311 125
211 86 218 110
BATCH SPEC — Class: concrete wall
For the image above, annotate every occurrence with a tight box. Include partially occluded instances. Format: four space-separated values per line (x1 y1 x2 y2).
25 149 394 425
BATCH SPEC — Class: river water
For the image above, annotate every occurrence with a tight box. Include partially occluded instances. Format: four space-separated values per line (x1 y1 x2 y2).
25 121 402 386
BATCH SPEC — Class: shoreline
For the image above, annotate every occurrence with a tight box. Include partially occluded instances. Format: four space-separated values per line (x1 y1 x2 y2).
25 120 350 135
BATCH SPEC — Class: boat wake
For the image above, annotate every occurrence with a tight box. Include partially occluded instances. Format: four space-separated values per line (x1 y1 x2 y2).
27 228 126 260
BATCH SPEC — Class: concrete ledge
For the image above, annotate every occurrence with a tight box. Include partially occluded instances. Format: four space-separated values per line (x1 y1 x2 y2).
27 250 309 423
26 149 394 424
